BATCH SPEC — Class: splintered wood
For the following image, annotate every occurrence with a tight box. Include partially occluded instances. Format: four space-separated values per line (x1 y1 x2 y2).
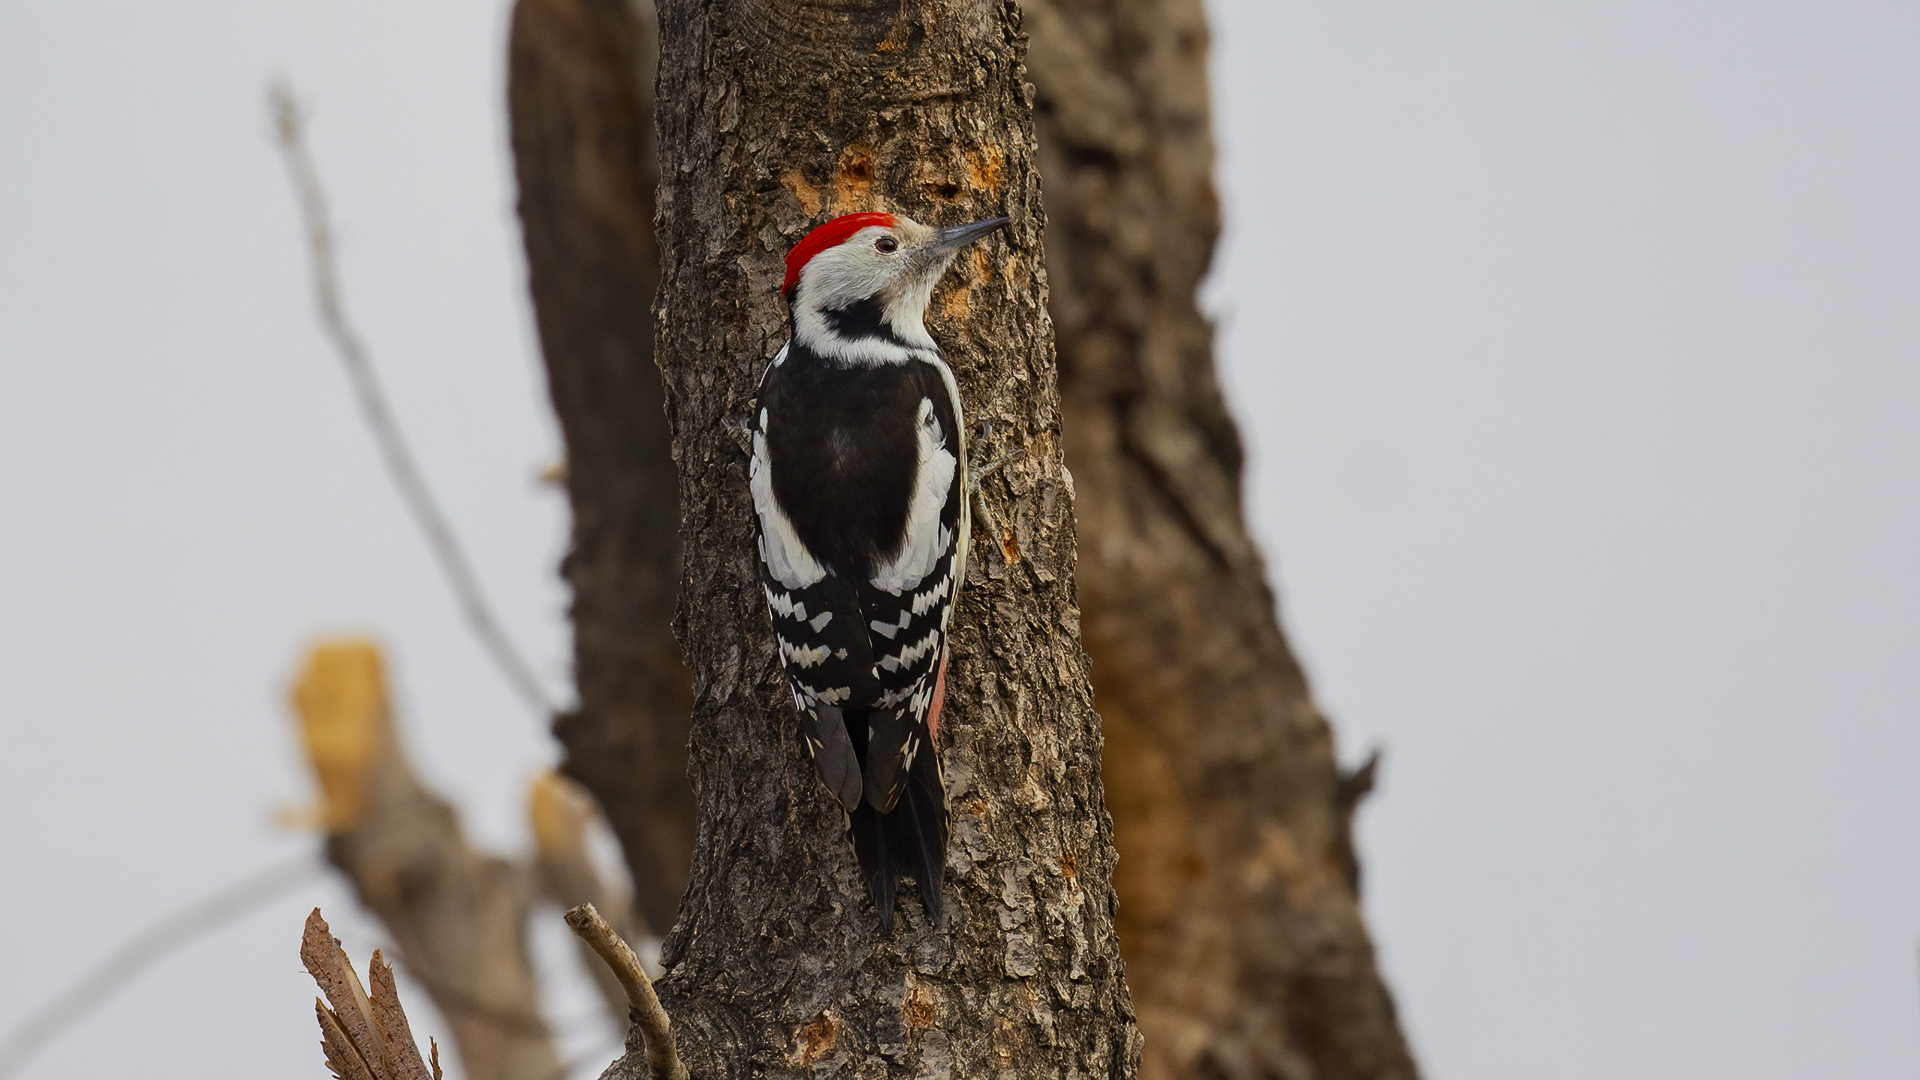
301 909 441 1080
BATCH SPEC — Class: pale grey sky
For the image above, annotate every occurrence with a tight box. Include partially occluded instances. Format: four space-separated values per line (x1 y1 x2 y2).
0 2 1914 1078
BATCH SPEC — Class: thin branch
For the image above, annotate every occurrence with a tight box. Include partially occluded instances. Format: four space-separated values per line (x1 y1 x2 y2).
0 854 323 1079
266 80 554 719
530 770 647 1026
562 905 687 1080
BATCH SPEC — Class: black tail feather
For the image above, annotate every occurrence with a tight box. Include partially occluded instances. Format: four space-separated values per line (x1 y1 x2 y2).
845 710 947 934
900 744 946 925
849 798 898 934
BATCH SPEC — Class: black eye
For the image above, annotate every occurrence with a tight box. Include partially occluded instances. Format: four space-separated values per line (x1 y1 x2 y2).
876 236 899 254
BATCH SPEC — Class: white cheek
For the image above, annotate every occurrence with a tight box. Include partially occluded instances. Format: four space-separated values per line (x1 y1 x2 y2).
804 248 895 310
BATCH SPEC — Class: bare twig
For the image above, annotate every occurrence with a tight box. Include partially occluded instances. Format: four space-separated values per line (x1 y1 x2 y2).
0 855 322 1079
265 80 554 719
563 905 687 1080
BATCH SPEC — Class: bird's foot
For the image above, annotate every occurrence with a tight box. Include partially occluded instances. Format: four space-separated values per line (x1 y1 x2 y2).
967 422 1031 565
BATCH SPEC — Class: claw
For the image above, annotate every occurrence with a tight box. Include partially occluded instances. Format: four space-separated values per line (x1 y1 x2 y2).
966 451 1020 496
971 488 998 548
968 459 1022 567
965 421 1028 495
728 412 755 457
966 424 1030 564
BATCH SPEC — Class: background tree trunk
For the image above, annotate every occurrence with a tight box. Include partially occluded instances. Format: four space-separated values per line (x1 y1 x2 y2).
506 0 1417 1075
643 1 1138 1076
1023 1 1420 1077
508 0 695 937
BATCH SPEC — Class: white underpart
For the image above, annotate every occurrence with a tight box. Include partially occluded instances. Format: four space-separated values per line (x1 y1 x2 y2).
871 396 957 594
751 406 826 589
882 271 942 346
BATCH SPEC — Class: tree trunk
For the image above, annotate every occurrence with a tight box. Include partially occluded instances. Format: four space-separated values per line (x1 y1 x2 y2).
1024 0 1421 1076
642 2 1139 1076
506 0 1417 1074
508 0 695 936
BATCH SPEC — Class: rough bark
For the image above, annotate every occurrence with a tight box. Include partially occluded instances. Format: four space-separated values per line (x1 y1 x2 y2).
1024 1 1420 1076
508 0 696 937
291 642 560 1080
633 2 1139 1077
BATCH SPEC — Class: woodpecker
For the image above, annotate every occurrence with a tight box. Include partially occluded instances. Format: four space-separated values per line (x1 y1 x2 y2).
750 210 1007 933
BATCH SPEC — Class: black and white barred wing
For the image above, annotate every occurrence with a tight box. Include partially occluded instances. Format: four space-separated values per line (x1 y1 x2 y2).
750 402 877 813
856 383 965 813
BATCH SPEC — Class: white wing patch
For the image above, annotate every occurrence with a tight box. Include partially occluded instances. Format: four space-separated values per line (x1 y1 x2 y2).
751 407 827 589
870 396 957 594
925 351 971 595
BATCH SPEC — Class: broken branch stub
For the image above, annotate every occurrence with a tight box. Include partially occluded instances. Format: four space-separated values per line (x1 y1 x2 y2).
301 909 442 1080
289 641 562 1080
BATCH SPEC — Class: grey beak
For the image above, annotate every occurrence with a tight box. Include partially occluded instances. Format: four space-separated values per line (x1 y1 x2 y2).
932 216 1010 252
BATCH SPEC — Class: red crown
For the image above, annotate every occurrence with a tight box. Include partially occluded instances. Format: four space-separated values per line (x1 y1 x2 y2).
783 212 898 295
